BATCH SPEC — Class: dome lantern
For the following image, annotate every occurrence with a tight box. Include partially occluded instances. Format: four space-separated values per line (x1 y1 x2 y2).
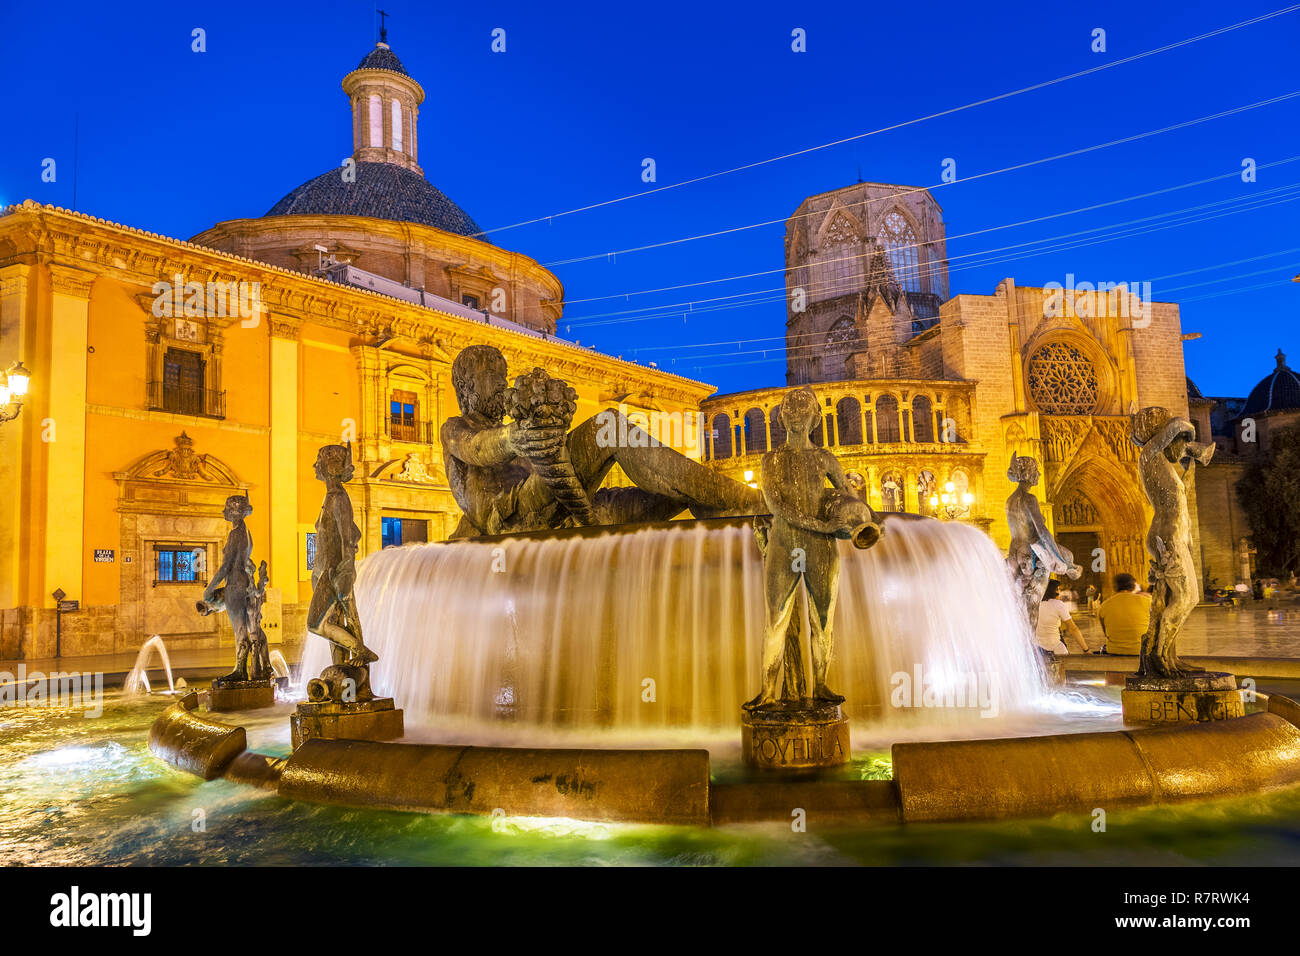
342 35 425 175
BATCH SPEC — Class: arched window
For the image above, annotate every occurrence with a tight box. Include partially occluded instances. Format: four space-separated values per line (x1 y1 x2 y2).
769 406 787 449
744 407 767 454
808 214 864 303
912 395 934 443
391 98 404 152
368 95 383 147
835 397 862 446
877 210 921 293
711 413 732 458
875 395 901 443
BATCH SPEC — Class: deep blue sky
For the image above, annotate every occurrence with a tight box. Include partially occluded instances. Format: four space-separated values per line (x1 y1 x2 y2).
3 0 1298 397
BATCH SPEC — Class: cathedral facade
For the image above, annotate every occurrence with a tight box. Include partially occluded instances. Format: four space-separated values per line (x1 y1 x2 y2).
704 180 1198 601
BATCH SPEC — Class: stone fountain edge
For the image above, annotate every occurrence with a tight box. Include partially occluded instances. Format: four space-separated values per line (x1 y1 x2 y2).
144 692 1300 827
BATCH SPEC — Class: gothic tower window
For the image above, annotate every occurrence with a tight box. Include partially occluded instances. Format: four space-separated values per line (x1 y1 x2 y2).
1027 342 1100 415
391 98 403 151
877 210 921 293
809 214 863 303
824 316 859 381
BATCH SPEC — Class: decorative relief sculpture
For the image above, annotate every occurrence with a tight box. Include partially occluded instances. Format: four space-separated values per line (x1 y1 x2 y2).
153 432 217 481
392 452 433 483
1005 453 1081 634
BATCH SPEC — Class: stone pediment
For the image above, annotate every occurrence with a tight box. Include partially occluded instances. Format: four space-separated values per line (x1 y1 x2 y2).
117 432 243 485
114 432 247 516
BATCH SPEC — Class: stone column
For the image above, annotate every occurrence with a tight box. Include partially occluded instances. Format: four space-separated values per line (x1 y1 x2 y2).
0 265 32 611
44 264 94 611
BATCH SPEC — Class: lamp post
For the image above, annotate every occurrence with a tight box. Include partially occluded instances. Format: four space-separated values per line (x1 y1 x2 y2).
0 360 31 424
929 480 975 520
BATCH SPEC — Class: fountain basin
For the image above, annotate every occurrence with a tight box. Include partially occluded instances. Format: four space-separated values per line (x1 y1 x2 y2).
146 694 1300 825
279 739 710 826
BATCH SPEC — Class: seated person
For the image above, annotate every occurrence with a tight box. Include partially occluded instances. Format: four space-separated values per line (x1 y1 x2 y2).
1097 572 1151 656
1037 578 1089 654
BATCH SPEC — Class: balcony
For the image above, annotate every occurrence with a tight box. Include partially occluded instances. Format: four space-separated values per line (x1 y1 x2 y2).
386 418 437 444
146 381 226 419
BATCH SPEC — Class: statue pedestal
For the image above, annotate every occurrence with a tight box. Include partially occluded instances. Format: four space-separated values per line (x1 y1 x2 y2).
290 697 404 750
207 679 276 712
741 700 850 770
1121 672 1245 724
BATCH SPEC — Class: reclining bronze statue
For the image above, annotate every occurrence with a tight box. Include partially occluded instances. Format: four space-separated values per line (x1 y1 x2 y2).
440 345 764 535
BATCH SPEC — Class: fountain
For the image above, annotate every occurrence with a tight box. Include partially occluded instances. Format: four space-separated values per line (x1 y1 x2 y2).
144 352 1300 829
300 515 1046 738
124 635 174 695
268 649 291 680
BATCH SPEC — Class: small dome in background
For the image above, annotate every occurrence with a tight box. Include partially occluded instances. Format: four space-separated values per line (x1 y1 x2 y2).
1241 349 1300 417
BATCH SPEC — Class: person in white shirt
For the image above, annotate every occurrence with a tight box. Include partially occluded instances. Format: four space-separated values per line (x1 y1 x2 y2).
1037 579 1089 653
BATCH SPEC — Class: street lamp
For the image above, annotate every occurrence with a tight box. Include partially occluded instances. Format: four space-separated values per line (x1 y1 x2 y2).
929 480 975 520
0 361 31 424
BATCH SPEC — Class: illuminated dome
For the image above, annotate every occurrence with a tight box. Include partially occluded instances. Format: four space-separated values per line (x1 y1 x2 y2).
266 162 482 236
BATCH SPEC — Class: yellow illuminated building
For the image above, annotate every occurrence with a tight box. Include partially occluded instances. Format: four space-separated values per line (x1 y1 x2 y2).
0 39 710 660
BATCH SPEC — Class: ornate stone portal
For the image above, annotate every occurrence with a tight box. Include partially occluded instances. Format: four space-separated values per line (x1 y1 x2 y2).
1122 407 1242 723
291 444 404 748
741 387 883 769
197 494 275 710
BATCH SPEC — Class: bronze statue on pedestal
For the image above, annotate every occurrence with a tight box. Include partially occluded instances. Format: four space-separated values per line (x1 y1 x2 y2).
744 387 882 712
305 443 377 702
1131 406 1215 677
198 494 272 686
1005 453 1081 635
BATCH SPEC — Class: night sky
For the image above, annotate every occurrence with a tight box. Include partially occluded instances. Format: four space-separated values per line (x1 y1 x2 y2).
3 0 1298 397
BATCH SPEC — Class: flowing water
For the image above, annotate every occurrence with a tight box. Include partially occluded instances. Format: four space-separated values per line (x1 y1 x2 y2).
302 517 1051 738
123 635 174 695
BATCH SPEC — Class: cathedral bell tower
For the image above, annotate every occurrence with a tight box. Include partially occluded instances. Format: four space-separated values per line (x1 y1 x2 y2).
342 26 424 175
